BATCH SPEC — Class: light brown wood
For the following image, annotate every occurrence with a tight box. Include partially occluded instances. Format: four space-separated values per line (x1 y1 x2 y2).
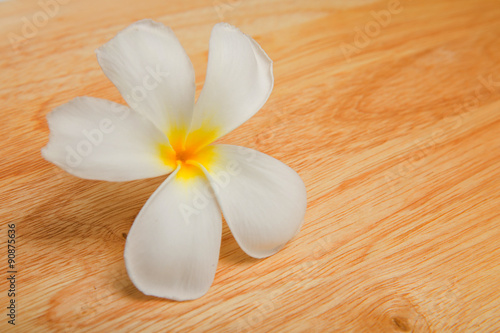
1 0 499 331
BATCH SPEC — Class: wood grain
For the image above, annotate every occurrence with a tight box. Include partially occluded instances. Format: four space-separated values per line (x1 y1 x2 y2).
1 0 499 331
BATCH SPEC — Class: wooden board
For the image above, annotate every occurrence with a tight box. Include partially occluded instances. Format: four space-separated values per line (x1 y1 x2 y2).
1 0 499 331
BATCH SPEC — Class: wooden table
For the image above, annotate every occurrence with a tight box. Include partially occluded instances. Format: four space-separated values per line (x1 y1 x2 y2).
1 0 499 331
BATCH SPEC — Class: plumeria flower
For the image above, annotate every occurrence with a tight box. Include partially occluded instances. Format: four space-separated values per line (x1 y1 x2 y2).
42 20 306 301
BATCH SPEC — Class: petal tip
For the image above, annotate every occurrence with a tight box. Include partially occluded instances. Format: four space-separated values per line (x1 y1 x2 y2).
213 22 238 31
124 250 213 301
40 146 49 160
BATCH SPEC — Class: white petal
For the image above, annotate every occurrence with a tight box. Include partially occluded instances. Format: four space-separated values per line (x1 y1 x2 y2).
96 19 195 135
190 23 273 142
124 168 222 301
198 145 306 258
42 97 173 181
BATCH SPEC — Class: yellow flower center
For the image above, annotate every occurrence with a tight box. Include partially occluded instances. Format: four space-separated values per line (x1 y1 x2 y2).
159 125 219 181
175 149 191 163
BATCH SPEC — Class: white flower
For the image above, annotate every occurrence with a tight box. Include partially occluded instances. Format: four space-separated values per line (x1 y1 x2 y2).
42 19 306 301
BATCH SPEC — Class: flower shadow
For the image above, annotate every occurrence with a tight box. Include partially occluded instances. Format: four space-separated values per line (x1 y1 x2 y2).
219 221 261 265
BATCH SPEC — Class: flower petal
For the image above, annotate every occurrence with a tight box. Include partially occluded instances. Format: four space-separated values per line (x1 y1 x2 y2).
124 168 222 301
96 19 195 136
189 23 273 145
42 97 174 181
198 145 306 258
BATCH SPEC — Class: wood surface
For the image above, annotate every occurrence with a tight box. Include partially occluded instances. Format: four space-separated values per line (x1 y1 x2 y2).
1 0 500 331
